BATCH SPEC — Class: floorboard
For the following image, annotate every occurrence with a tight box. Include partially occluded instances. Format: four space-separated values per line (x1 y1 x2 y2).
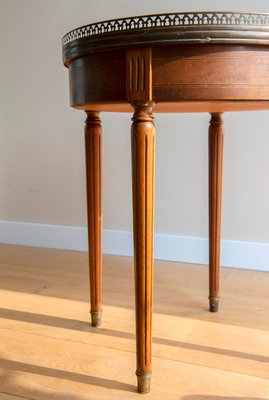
0 244 268 399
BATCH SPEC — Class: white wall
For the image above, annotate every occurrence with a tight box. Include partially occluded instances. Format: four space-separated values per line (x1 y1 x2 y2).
1 0 269 269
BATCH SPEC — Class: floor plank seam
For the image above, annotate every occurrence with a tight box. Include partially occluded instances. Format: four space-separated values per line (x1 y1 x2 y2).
0 392 31 400
0 326 137 354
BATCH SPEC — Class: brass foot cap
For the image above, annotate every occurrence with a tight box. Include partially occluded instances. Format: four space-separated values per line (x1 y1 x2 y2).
209 296 219 313
90 310 102 327
136 372 151 394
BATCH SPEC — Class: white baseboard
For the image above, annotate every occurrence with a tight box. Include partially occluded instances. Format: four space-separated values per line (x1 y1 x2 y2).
0 220 268 272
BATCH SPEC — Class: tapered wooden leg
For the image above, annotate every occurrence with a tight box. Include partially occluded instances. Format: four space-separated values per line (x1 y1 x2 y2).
85 111 102 327
131 103 155 394
208 113 224 312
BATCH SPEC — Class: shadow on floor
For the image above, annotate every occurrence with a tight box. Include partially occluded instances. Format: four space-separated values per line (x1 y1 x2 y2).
0 245 269 331
0 358 136 393
1 307 268 365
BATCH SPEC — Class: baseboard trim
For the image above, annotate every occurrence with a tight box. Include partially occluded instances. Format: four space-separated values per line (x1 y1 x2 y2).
0 220 268 272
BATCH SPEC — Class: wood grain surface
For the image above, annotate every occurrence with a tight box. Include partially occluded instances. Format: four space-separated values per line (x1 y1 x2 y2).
131 104 155 393
69 45 269 111
208 113 224 313
0 244 269 399
85 111 102 327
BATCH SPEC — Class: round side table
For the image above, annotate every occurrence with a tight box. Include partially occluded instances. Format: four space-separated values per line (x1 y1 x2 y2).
62 11 269 393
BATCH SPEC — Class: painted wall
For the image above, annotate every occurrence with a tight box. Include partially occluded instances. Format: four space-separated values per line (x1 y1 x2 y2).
1 0 269 265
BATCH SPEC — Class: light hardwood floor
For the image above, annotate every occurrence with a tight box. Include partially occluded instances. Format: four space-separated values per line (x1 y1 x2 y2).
0 243 268 400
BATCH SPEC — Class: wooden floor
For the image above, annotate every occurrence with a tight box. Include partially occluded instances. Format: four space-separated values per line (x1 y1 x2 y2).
0 244 268 399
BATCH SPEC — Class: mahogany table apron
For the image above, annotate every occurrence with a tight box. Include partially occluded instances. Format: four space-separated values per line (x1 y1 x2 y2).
62 12 269 394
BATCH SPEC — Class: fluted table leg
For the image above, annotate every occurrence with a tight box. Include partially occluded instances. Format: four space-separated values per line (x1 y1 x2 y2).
131 103 155 394
208 113 224 312
85 111 102 327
